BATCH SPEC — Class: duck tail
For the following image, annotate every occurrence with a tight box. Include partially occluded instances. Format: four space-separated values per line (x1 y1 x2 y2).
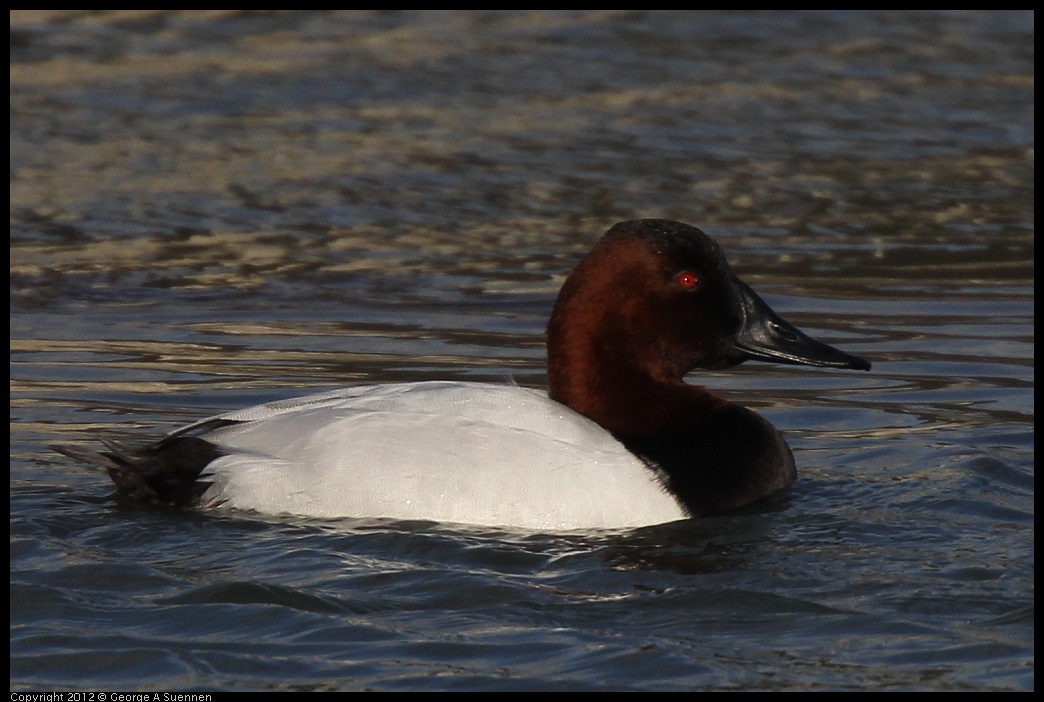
52 435 222 507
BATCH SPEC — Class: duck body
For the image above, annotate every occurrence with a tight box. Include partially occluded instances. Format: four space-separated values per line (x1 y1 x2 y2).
159 381 687 530
57 219 870 530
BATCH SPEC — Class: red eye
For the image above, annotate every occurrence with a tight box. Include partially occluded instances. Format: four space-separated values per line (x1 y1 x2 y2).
677 272 698 288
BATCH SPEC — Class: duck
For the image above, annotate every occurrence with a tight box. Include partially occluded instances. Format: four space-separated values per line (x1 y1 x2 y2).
55 219 870 531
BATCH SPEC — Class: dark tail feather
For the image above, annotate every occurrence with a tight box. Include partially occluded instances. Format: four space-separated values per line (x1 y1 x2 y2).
52 435 223 507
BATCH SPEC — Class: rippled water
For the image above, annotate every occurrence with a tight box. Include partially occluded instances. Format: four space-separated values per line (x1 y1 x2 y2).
11 10 1033 691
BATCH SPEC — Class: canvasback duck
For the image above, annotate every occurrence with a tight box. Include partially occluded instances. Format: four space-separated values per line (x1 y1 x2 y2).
56 219 870 530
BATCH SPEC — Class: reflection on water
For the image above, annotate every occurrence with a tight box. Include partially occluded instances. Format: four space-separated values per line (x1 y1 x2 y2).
11 10 1032 692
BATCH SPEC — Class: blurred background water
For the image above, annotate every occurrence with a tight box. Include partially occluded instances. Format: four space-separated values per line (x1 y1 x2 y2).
10 10 1033 691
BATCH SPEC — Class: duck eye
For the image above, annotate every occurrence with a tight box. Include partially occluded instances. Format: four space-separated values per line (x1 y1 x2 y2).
676 272 699 289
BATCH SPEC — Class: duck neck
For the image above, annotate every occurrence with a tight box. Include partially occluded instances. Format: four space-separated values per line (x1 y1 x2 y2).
547 323 727 437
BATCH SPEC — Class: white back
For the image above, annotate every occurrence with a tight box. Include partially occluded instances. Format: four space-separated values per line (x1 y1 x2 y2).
195 382 687 530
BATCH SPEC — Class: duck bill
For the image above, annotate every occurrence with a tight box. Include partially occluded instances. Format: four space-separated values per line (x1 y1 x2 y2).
730 279 871 371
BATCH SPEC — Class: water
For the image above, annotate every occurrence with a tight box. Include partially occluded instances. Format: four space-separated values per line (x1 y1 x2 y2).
10 10 1033 691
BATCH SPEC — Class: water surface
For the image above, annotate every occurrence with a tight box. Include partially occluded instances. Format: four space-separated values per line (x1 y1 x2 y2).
10 10 1033 691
